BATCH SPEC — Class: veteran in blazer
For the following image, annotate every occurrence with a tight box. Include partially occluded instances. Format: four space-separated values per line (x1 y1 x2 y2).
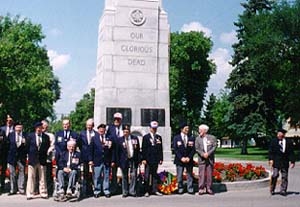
142 121 163 196
173 123 195 194
26 122 50 199
116 124 140 197
7 122 27 195
269 128 295 196
78 118 95 197
56 140 81 196
92 124 114 198
55 119 78 160
195 124 217 195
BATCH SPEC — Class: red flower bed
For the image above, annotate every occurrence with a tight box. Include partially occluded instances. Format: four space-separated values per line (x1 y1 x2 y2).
213 162 267 182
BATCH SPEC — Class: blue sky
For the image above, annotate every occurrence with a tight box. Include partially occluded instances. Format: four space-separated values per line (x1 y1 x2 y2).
0 0 245 116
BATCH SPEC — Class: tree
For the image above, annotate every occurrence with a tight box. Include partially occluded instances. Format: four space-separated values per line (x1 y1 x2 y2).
227 0 300 154
202 93 217 135
68 88 95 132
170 31 216 135
0 15 60 131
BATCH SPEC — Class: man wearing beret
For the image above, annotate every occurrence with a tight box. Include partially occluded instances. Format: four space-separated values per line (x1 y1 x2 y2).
142 121 163 197
116 124 140 197
269 128 295 196
173 123 195 194
26 122 50 200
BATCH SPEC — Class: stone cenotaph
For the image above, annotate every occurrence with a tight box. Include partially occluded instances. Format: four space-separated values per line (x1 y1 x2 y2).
94 0 171 160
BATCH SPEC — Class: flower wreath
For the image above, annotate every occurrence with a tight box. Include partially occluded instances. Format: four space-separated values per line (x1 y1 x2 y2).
157 171 177 194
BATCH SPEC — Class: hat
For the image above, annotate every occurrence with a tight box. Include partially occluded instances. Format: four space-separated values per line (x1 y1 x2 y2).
6 115 13 121
14 121 22 126
34 122 43 128
179 122 188 129
97 123 106 129
123 124 131 131
150 121 159 128
114 112 122 119
277 128 287 134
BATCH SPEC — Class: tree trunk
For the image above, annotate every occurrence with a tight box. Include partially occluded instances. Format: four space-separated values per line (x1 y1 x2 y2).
241 137 248 155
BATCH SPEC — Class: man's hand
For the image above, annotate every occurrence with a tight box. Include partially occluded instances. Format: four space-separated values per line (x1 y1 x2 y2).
159 160 163 165
269 160 273 166
203 153 209 159
111 162 115 167
63 167 71 173
89 161 94 166
290 163 295 168
181 157 187 163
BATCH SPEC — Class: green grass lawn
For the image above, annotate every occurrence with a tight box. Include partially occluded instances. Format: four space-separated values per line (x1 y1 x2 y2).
215 147 269 161
215 147 300 161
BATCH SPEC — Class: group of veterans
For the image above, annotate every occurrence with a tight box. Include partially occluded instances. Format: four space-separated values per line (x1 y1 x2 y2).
0 113 296 200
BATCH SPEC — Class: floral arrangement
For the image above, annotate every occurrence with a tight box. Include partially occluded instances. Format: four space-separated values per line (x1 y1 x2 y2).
213 162 267 182
157 170 177 194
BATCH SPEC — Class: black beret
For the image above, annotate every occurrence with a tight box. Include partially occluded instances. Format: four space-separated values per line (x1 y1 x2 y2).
277 128 287 134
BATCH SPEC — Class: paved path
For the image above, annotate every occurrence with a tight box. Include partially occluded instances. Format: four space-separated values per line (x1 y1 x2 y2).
0 161 299 207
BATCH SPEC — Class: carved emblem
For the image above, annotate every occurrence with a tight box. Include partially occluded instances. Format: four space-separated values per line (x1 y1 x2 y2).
130 9 146 26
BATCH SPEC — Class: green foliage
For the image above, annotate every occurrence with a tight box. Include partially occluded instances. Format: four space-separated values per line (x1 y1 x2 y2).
0 15 60 131
227 0 300 154
170 31 216 135
68 88 95 132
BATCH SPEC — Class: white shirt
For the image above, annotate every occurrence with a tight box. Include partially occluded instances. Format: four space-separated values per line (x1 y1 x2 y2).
16 132 22 148
279 138 286 153
203 136 208 153
125 135 134 158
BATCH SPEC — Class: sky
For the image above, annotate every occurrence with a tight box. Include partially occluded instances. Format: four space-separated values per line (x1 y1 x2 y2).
0 0 245 117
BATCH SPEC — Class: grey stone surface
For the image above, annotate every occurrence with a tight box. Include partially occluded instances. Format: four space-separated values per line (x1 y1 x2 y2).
94 0 171 161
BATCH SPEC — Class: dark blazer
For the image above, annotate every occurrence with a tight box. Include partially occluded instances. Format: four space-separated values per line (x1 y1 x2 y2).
7 132 28 165
142 133 163 165
106 124 121 165
91 133 114 167
57 150 81 171
269 138 295 169
77 130 95 163
55 130 78 159
27 132 50 166
173 134 195 166
116 135 140 170
0 128 9 162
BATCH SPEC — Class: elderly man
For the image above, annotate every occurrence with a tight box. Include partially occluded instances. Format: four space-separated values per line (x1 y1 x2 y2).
106 112 123 194
7 122 27 195
0 115 14 193
269 128 295 196
195 124 217 195
92 124 114 198
116 124 140 197
142 121 163 197
78 118 96 197
56 140 81 196
41 120 55 195
26 122 50 200
173 123 195 194
55 119 78 160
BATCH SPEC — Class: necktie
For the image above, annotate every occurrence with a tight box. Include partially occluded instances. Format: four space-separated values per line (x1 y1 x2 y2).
67 152 72 167
101 135 105 145
116 127 120 137
64 131 68 140
16 133 21 148
279 140 284 152
203 137 208 153
87 131 92 145
37 134 42 149
183 135 187 147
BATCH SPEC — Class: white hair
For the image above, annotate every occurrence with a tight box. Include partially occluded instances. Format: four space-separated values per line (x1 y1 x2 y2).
86 118 94 125
199 124 209 132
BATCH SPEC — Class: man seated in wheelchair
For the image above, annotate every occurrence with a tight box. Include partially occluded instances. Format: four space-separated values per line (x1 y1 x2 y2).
56 140 81 196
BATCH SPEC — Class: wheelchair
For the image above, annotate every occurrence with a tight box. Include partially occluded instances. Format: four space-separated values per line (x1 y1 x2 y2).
53 164 83 202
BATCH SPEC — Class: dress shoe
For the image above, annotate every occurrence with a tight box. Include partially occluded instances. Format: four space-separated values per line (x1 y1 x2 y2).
207 190 214 195
8 192 17 196
280 191 287 196
144 192 150 197
122 194 128 198
27 197 33 200
270 191 275 196
187 191 194 195
105 194 111 198
178 189 184 194
94 194 100 198
41 196 48 199
198 189 205 195
154 192 163 196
